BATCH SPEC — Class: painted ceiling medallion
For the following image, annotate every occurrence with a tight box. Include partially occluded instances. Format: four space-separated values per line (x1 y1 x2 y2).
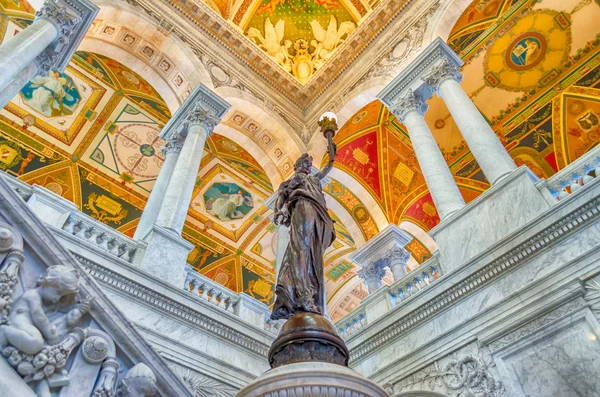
483 9 571 92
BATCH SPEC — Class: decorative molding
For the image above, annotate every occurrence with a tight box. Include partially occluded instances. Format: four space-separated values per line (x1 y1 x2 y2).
389 89 428 123
584 276 600 320
170 364 237 397
348 195 600 362
487 298 587 353
75 255 271 357
421 57 463 94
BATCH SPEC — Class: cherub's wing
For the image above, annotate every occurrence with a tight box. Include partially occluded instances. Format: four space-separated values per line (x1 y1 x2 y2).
337 21 355 41
310 19 326 43
275 19 285 43
326 15 337 39
264 18 277 43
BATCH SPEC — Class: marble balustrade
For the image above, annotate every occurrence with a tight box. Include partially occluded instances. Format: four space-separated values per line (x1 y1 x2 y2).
336 308 368 339
537 144 600 203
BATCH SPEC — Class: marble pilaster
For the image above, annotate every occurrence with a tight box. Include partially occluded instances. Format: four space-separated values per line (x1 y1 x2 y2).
422 57 517 184
134 134 184 240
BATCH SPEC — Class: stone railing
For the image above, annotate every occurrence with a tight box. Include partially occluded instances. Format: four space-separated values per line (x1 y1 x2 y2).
183 265 239 313
538 145 600 202
388 255 441 308
183 265 277 333
334 253 443 340
62 212 144 264
336 308 368 339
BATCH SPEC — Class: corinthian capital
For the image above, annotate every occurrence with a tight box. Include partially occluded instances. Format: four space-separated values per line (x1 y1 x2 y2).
35 0 81 43
186 103 221 133
389 89 428 123
160 134 184 156
422 57 463 93
357 260 387 294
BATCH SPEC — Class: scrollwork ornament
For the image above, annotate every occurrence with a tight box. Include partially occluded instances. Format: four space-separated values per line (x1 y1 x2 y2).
389 89 428 123
357 261 386 285
422 57 463 94
396 349 505 397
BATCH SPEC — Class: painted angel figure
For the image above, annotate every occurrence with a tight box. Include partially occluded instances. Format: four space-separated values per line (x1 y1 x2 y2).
20 70 81 117
310 15 355 69
247 19 292 71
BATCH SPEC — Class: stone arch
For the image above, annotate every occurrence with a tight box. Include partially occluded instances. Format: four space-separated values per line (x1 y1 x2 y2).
425 0 472 43
77 39 181 115
82 1 213 110
216 87 304 180
213 124 283 188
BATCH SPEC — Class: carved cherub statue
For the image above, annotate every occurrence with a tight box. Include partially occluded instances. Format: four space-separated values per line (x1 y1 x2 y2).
0 265 88 355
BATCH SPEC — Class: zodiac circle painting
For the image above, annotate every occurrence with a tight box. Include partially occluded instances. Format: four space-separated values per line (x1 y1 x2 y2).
505 32 547 71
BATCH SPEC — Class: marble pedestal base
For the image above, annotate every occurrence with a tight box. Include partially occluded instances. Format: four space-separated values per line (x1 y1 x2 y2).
235 362 388 397
431 167 549 274
138 225 194 288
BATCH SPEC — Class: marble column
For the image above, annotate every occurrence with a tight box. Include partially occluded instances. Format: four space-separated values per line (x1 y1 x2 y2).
155 104 219 235
0 0 80 92
390 89 465 220
357 260 387 294
386 246 410 282
138 84 230 287
422 58 517 184
134 134 184 240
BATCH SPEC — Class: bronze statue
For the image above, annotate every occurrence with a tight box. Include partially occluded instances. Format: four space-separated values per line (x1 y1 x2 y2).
270 116 338 320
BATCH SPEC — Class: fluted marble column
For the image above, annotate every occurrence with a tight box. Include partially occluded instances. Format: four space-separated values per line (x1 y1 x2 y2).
422 58 517 184
134 134 184 240
0 0 80 92
390 89 465 220
386 246 410 282
155 104 219 234
357 260 387 294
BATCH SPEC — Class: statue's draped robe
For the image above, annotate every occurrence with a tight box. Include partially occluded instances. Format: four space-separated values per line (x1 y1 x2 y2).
271 173 335 320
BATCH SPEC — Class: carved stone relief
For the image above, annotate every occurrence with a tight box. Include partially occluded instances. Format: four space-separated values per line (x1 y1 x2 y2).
393 344 505 397
170 363 237 397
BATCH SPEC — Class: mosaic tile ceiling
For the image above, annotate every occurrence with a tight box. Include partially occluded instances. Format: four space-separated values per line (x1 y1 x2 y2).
230 0 372 83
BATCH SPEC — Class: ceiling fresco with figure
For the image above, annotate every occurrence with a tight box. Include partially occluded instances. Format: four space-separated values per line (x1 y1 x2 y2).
228 0 370 83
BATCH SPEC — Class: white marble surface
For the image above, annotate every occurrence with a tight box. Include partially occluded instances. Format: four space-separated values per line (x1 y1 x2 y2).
402 106 465 220
431 167 549 274
104 288 270 379
138 225 193 287
438 77 517 185
237 362 388 397
156 123 209 234
498 310 600 397
26 185 78 229
0 358 37 397
350 215 600 380
135 149 181 240
0 19 58 91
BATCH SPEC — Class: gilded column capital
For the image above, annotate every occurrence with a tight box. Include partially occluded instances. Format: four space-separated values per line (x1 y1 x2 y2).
389 89 428 123
422 57 463 93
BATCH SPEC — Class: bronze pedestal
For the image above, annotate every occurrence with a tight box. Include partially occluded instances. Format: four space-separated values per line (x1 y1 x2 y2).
268 312 349 368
